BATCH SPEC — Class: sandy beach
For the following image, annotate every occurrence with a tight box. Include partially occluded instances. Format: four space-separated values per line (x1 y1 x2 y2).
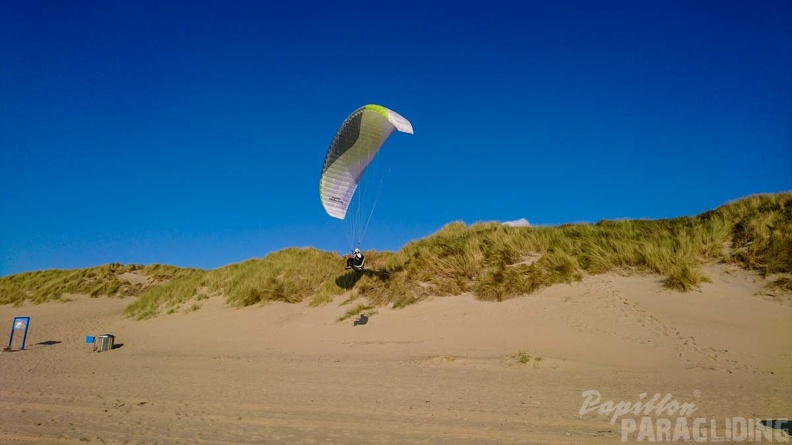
1 263 790 444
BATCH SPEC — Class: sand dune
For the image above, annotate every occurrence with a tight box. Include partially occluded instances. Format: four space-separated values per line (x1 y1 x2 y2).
1 264 790 444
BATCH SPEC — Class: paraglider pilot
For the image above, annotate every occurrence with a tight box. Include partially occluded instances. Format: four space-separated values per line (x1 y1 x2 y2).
346 248 365 270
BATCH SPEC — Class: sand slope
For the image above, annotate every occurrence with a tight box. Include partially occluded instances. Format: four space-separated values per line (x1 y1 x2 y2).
1 264 790 444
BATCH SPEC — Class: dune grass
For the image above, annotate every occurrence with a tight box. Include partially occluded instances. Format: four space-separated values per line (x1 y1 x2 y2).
513 350 543 365
2 192 790 318
363 191 789 305
662 264 713 292
0 263 199 306
768 277 792 293
338 304 376 322
123 247 342 319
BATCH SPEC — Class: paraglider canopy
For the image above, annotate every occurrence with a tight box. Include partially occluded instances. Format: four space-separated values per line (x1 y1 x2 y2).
319 104 413 250
319 104 413 220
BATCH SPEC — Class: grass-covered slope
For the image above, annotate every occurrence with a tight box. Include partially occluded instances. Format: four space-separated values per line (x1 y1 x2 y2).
352 191 790 304
123 248 344 319
2 192 790 319
0 263 199 306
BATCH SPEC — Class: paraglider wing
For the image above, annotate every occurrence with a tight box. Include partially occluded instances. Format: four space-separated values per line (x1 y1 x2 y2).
319 104 413 220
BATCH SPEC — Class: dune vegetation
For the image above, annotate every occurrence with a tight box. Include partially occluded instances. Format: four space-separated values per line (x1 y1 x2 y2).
0 263 198 307
1 192 790 319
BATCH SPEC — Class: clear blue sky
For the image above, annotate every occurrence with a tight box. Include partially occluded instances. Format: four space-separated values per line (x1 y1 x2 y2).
1 0 790 277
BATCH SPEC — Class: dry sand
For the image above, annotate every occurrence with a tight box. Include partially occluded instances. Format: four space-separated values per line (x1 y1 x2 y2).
1 264 790 444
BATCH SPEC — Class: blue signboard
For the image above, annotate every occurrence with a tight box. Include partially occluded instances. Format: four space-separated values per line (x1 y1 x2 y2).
8 317 31 350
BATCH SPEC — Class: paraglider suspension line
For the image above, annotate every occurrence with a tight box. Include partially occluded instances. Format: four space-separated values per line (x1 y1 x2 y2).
358 169 388 247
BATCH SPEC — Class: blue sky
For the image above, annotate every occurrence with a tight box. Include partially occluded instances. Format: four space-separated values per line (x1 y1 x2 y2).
1 0 790 276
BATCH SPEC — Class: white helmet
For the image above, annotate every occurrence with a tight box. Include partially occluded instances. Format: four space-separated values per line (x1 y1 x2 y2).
354 248 360 254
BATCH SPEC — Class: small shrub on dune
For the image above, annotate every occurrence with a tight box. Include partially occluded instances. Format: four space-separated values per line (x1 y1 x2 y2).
662 264 711 292
512 350 542 366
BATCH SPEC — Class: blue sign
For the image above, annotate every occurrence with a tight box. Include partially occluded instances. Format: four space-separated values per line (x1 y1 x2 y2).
8 317 31 350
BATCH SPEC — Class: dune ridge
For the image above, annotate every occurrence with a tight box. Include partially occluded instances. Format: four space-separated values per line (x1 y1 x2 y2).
2 192 791 322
